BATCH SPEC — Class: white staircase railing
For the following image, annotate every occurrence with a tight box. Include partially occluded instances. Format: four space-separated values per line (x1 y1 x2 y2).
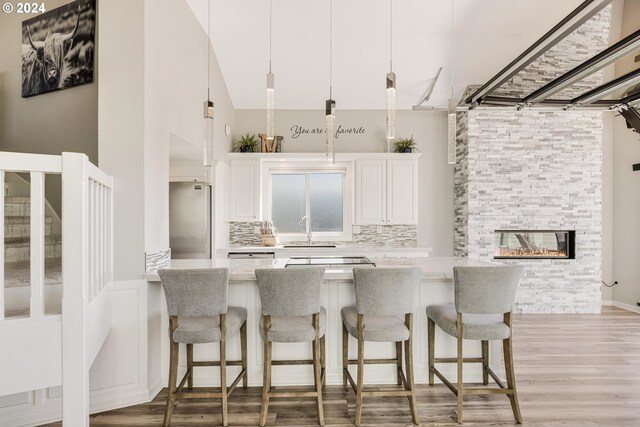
0 151 113 426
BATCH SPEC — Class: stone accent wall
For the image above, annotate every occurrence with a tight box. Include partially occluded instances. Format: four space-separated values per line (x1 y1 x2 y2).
229 221 417 248
492 5 611 99
455 110 603 313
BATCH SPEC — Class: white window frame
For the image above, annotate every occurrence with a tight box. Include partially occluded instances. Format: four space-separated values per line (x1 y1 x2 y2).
262 161 353 242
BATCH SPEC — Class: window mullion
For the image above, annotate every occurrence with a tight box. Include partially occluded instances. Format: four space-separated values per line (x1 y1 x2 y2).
305 173 311 219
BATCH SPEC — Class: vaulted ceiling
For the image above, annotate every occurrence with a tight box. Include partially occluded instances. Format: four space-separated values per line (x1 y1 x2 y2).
187 0 586 110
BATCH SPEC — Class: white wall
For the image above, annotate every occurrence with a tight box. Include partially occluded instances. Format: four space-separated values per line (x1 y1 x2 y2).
611 0 640 307
233 109 454 255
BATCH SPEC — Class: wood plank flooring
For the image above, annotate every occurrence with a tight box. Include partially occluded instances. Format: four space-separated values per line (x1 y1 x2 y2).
44 307 640 426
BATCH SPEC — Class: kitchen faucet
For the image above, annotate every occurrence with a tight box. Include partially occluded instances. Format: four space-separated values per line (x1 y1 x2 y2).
299 215 313 245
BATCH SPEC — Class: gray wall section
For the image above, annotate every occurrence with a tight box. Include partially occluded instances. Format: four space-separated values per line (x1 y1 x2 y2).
611 0 640 306
0 0 98 215
232 109 454 255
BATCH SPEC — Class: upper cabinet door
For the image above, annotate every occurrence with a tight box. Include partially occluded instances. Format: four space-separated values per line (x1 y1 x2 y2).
355 160 386 224
386 159 418 225
230 160 260 221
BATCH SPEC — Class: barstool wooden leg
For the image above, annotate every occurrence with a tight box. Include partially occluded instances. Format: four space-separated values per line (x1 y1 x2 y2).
186 344 193 390
404 314 419 425
240 320 248 389
355 314 365 427
320 334 326 387
456 313 464 424
396 341 403 386
504 313 522 424
428 318 435 386
163 317 179 427
482 340 489 386
260 316 272 427
220 314 228 427
313 313 325 426
342 322 349 388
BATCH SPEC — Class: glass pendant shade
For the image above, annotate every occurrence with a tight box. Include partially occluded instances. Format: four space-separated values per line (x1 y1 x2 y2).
266 72 275 140
325 99 336 164
447 97 456 165
386 72 396 152
203 99 214 166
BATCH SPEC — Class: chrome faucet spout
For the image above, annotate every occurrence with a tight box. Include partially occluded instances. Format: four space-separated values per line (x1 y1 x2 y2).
299 215 312 245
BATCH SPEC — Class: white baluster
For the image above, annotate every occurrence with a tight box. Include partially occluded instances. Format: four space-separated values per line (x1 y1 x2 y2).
30 171 45 318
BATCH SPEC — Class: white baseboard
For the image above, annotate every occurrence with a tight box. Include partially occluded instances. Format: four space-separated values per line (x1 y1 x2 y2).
611 301 640 314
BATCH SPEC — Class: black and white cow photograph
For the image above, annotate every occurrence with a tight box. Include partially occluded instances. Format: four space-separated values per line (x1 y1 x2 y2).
21 0 96 98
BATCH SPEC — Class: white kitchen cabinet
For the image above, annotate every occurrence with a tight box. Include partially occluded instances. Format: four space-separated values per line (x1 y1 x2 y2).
386 159 418 224
230 160 260 221
355 160 386 224
355 158 418 225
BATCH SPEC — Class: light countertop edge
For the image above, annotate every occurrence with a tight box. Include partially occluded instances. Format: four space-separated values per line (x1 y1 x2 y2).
145 257 488 283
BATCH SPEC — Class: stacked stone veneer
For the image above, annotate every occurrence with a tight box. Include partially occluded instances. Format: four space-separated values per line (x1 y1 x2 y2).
454 7 611 313
492 5 611 99
230 221 417 248
455 110 603 313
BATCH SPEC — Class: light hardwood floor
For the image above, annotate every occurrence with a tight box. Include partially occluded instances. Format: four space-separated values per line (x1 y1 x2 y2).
44 306 640 426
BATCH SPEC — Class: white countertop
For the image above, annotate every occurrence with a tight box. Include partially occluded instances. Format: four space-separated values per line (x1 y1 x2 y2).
220 245 433 257
145 256 488 282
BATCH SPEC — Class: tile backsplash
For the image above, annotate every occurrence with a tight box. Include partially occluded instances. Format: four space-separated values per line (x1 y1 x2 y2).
229 222 417 247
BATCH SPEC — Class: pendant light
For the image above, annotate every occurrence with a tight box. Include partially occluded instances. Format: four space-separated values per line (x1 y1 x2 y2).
266 0 275 141
386 0 396 152
447 0 456 165
325 0 336 164
203 0 214 166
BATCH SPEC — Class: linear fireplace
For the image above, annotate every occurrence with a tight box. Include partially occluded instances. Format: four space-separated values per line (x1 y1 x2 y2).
494 230 575 259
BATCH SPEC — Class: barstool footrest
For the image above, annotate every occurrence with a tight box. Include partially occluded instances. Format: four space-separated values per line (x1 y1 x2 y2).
434 357 484 363
192 360 243 367
268 391 320 398
347 358 399 365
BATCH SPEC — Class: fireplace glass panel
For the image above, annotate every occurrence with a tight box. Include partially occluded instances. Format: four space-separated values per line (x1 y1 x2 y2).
494 230 575 259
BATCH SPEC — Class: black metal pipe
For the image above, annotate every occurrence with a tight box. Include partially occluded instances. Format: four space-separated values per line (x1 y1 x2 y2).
465 0 611 105
524 29 640 105
570 68 640 105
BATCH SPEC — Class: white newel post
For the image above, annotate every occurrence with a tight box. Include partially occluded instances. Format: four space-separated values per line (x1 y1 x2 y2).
0 171 4 321
61 152 90 426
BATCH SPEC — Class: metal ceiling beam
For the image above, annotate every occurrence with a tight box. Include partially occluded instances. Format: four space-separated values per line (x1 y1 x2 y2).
523 29 640 105
568 68 640 107
465 0 613 107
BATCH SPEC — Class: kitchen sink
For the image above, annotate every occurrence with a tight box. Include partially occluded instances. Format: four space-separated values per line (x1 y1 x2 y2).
283 245 337 248
285 256 375 268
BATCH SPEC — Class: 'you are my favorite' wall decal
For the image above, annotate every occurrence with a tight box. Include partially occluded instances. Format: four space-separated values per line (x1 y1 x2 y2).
290 124 366 140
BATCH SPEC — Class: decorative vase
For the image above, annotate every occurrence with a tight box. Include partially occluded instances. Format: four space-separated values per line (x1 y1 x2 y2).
400 147 412 153
240 146 252 153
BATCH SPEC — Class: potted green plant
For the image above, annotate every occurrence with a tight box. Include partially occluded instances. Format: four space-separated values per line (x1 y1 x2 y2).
394 136 419 153
233 133 260 152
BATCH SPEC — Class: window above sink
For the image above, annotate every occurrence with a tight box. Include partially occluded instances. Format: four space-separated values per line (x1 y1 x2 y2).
262 162 353 242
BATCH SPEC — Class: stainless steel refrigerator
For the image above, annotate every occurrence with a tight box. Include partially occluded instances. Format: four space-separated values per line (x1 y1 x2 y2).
169 182 212 259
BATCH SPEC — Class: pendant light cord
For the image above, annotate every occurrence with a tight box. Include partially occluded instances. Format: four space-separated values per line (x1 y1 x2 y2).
269 0 272 73
207 0 211 100
390 0 393 73
450 0 454 99
329 0 333 99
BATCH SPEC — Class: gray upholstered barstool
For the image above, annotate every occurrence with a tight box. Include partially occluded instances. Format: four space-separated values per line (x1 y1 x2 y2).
426 265 524 424
255 267 326 427
341 267 421 427
158 268 248 427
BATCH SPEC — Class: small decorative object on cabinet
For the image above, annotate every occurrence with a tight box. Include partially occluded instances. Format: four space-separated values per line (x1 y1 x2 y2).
260 221 280 246
394 136 419 153
233 133 260 153
259 133 282 152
